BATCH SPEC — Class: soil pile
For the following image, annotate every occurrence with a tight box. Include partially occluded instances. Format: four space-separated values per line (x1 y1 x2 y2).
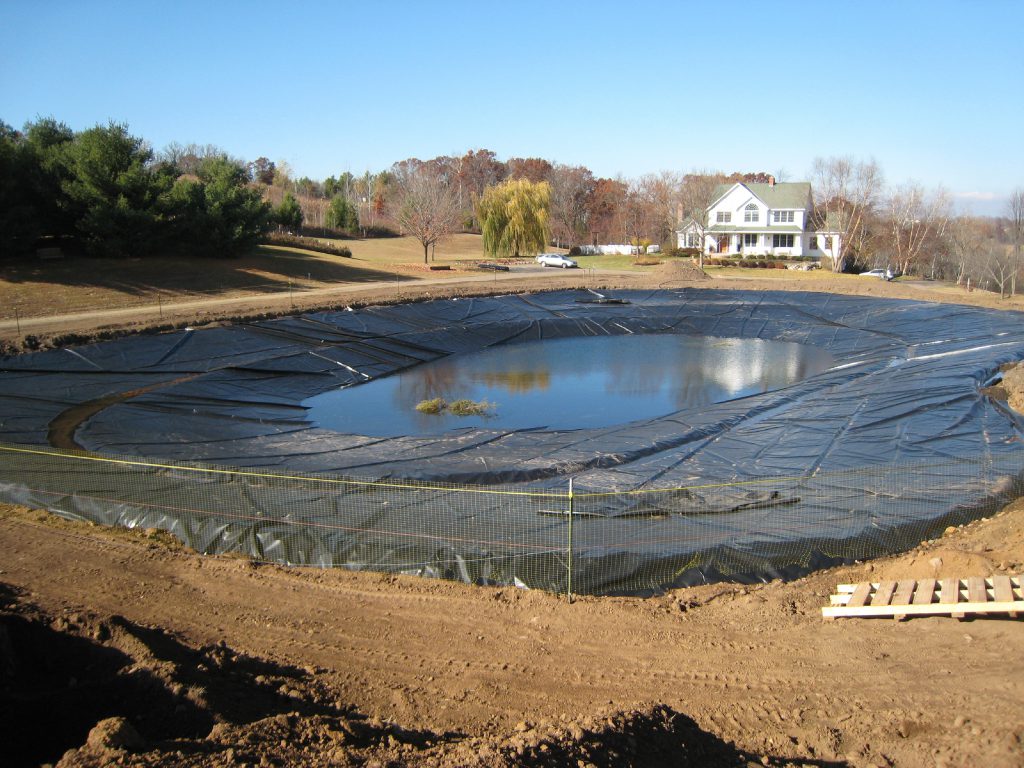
651 259 709 283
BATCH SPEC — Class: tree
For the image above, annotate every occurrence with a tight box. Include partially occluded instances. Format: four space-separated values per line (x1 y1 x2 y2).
248 157 276 185
810 156 884 272
547 164 595 248
885 183 951 276
678 171 725 268
165 156 272 258
325 194 358 231
388 165 461 263
1008 188 1023 295
944 216 1000 287
60 122 174 258
621 176 669 257
586 177 627 245
478 178 551 258
506 157 553 183
275 192 303 232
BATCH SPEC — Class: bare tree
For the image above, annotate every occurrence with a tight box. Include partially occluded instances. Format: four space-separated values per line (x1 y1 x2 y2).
388 165 461 264
677 170 725 269
1008 187 1023 295
548 164 595 248
983 239 1017 298
885 183 951 276
810 156 884 272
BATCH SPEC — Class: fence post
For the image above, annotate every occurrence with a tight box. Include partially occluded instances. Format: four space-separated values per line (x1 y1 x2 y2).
567 476 574 604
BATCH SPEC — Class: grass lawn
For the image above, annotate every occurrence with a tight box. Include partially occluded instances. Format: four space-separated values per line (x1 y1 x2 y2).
0 244 408 319
315 233 488 266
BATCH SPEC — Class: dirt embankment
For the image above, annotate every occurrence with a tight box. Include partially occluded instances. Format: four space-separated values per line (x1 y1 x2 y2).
3 496 1024 768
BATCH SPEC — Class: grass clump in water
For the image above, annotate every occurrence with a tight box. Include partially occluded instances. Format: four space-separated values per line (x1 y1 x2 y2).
415 398 495 417
415 397 447 414
448 399 495 417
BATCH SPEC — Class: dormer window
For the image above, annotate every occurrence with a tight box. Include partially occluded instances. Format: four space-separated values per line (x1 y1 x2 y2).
716 211 732 223
773 210 794 223
743 203 759 223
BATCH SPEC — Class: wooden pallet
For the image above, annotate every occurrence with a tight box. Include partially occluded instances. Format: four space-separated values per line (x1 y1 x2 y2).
822 575 1024 621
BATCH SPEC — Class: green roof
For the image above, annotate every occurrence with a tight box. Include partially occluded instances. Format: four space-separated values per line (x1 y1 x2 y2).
714 182 812 210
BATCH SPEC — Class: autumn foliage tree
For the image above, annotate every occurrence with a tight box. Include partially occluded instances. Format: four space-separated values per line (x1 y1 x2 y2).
389 164 462 263
478 179 551 258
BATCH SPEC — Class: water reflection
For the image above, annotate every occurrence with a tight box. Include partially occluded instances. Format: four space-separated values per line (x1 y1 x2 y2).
304 334 835 436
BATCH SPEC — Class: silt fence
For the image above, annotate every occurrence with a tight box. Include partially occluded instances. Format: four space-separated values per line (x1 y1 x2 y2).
0 442 1021 597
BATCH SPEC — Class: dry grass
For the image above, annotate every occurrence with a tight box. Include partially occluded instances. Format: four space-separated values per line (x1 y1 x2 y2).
0 239 481 320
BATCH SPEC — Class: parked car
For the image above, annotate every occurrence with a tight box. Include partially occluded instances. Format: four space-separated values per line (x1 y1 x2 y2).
536 253 578 269
860 268 894 280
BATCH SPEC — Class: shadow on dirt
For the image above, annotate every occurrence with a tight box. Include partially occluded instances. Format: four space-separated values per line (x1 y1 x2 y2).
0 592 442 767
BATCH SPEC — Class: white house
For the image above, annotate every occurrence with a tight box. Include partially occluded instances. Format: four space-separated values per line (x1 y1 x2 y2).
677 178 841 261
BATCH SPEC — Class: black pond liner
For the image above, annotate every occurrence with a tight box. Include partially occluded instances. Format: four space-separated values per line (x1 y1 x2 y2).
1 288 1023 595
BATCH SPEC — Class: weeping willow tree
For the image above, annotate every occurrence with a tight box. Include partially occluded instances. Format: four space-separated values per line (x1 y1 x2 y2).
478 178 551 258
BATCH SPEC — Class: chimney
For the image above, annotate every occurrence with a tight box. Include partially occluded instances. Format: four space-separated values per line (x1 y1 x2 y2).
768 175 776 187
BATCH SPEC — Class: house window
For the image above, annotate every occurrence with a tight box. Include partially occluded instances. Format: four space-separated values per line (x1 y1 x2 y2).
743 204 759 223
743 233 758 248
807 236 817 250
686 233 701 248
824 236 833 250
772 234 794 248
773 210 794 223
716 211 731 223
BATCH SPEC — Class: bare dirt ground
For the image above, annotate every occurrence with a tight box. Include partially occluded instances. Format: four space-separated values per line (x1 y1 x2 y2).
3 260 1024 767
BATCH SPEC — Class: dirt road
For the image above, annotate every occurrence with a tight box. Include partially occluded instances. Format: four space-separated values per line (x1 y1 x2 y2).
0 267 632 343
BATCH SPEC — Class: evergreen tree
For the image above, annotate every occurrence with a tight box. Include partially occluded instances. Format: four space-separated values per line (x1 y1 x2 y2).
275 193 303 232
60 122 173 257
325 194 358 231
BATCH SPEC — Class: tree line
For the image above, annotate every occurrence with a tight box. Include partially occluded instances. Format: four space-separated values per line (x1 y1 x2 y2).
0 118 274 259
2 118 1021 296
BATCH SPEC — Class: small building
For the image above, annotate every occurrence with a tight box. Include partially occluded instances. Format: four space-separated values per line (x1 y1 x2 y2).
676 177 841 261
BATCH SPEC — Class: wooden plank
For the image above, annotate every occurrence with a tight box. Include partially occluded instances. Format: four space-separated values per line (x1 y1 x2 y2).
940 578 960 604
968 577 988 604
847 582 872 608
993 575 1014 604
891 580 916 620
822 575 1024 621
873 581 897 606
994 575 1018 618
892 580 916 605
822 600 1024 619
913 578 936 606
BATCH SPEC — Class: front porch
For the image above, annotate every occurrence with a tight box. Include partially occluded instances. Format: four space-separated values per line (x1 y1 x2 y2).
706 231 803 258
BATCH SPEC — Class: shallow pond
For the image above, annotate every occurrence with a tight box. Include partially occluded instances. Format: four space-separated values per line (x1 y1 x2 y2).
304 334 836 436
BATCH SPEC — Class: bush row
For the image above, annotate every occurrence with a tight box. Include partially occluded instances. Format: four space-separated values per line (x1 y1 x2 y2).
261 233 352 258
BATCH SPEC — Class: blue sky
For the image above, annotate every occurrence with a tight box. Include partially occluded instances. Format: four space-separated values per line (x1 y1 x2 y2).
2 0 1022 214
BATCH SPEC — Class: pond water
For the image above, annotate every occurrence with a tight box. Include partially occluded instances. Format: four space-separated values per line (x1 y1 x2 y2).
304 334 836 436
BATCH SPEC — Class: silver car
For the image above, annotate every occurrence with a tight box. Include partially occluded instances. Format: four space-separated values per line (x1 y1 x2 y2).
536 253 578 268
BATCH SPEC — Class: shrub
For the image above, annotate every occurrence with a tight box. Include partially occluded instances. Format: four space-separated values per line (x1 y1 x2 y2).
262 233 352 258
568 246 582 256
